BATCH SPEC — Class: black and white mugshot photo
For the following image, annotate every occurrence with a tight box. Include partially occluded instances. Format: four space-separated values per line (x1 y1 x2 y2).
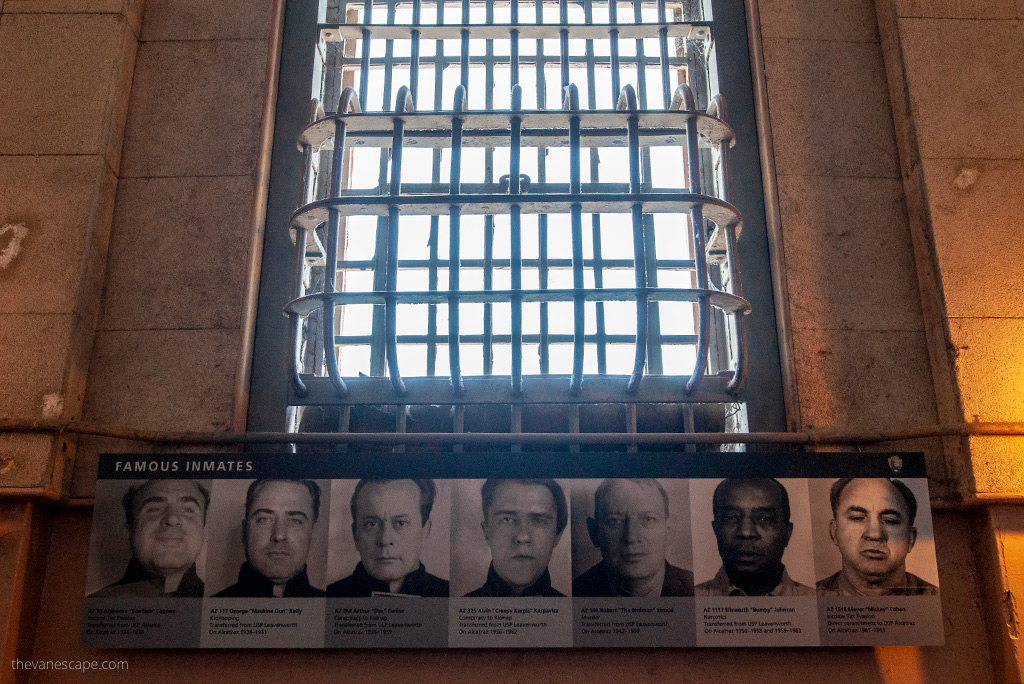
570 478 694 597
809 477 939 597
690 478 816 597
86 478 212 597
203 479 330 598
450 478 572 598
326 478 451 597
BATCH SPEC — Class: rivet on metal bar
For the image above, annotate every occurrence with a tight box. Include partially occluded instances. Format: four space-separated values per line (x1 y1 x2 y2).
707 94 747 394
565 83 585 394
322 88 362 397
448 85 468 395
673 83 710 394
618 84 648 394
290 98 326 397
510 84 525 394
384 86 414 397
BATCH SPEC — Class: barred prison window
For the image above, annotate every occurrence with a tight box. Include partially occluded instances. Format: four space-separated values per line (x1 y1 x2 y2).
246 0 787 448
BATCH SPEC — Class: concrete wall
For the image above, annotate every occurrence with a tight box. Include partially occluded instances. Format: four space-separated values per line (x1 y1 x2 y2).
0 0 1020 681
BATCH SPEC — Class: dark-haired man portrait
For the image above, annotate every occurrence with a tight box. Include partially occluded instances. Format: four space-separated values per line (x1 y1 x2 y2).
215 479 325 598
574 479 693 597
466 479 568 597
696 478 813 597
91 479 209 597
817 478 937 596
329 479 448 597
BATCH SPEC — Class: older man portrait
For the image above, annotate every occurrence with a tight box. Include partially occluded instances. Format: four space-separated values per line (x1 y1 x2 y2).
817 478 937 597
465 479 568 597
328 478 449 597
696 478 813 597
574 479 693 597
215 479 325 598
91 479 209 597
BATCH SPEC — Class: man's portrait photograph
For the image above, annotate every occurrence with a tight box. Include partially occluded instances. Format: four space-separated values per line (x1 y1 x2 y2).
86 478 212 597
450 478 572 598
810 477 939 597
204 479 330 597
326 478 450 597
570 478 693 597
690 478 816 597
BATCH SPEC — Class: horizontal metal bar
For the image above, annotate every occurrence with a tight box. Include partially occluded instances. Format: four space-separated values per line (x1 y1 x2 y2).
285 286 749 316
300 110 735 150
291 192 740 232
293 372 738 405
336 257 697 270
321 21 711 42
333 333 699 344
351 54 687 69
4 417 1024 445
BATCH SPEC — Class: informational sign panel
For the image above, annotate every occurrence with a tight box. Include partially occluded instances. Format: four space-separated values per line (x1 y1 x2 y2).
83 451 942 648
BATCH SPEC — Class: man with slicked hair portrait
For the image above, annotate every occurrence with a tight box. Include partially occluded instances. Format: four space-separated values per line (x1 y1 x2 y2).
817 478 937 596
696 478 813 597
215 479 326 598
329 478 449 597
574 479 693 597
466 479 568 597
91 479 209 597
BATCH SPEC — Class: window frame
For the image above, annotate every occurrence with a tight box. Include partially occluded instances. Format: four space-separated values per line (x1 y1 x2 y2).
246 0 786 443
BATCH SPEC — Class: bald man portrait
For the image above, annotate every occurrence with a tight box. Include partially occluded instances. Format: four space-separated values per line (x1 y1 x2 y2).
817 478 938 597
573 479 693 597
695 478 813 597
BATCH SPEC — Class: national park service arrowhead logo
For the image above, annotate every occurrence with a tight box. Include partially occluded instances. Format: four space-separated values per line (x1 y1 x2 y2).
888 455 903 476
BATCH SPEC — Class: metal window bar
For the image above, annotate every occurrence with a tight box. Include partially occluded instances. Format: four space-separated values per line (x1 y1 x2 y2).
288 0 747 422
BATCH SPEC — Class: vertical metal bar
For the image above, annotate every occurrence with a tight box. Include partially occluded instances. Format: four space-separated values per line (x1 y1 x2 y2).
510 0 520 85
708 94 747 394
583 0 606 374
565 84 585 394
290 98 325 397
619 84 648 394
449 85 468 395
452 404 465 453
384 87 413 396
370 0 400 376
627 403 638 453
535 0 549 373
656 0 671 108
511 404 522 453
426 0 447 376
558 0 570 90
322 89 361 397
460 0 470 87
510 85 524 393
483 0 496 375
608 0 621 105
683 405 696 453
569 404 580 454
359 0 372 105
410 0 422 101
394 403 407 453
633 0 663 376
672 84 709 394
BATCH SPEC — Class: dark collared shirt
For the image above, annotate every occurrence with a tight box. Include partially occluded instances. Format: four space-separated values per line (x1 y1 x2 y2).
90 558 205 598
695 565 814 597
572 560 694 597
465 564 565 597
214 562 325 598
816 570 938 597
327 562 449 597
